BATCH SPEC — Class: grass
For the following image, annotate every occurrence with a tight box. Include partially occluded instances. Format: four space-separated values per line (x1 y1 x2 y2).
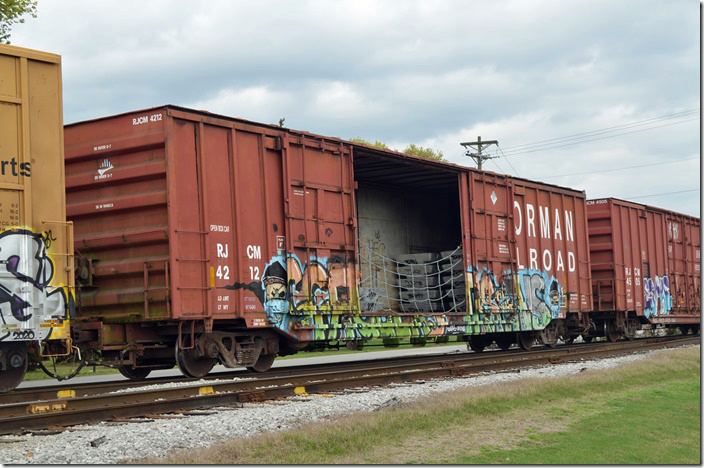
140 346 701 465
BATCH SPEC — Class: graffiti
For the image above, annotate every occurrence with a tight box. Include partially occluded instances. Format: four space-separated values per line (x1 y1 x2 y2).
0 229 71 342
298 312 446 342
475 269 516 314
227 245 569 342
359 287 383 313
643 275 672 317
42 230 57 249
469 267 565 331
11 330 34 340
519 270 563 325
223 254 290 329
225 252 356 334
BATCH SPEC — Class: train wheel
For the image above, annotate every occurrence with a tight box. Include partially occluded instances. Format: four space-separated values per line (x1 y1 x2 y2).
118 366 152 381
0 342 28 393
605 321 621 342
247 353 276 373
692 325 700 336
539 322 559 348
582 335 594 343
175 341 217 379
467 336 487 353
517 332 535 351
495 335 514 351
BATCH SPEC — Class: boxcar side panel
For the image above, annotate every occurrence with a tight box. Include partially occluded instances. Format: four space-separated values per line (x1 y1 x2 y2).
280 133 359 339
66 109 169 323
0 45 72 345
587 197 700 324
462 171 591 334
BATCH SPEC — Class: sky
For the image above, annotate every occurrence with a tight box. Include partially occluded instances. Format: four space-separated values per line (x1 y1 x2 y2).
12 0 701 216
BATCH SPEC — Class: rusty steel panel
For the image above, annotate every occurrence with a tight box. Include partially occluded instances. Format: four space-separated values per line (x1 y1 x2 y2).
65 108 169 322
281 133 358 319
461 171 592 332
0 44 73 344
65 106 360 330
587 198 700 324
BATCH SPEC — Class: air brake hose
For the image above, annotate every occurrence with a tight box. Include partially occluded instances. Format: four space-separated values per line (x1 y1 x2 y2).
38 360 88 381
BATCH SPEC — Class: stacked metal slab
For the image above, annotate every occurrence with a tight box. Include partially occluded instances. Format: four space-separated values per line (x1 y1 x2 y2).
396 250 466 312
397 252 442 312
439 250 466 310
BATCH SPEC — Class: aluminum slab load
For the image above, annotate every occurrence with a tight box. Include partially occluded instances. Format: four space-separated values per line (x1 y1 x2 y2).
587 197 700 327
0 44 73 392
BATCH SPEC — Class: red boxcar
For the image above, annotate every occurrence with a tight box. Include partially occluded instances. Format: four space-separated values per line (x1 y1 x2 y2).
63 105 605 378
458 170 593 347
65 106 361 375
587 197 700 335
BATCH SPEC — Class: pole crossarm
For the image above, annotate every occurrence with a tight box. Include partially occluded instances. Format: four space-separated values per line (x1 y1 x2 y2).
460 136 499 170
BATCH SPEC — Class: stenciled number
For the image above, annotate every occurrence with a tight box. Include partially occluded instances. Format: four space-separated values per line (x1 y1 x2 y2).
12 330 35 340
249 266 260 280
216 265 230 280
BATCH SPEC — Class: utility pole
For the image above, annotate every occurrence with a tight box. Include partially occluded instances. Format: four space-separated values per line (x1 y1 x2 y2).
461 136 498 170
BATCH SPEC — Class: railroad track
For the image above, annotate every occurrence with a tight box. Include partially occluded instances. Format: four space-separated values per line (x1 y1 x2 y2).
0 335 698 435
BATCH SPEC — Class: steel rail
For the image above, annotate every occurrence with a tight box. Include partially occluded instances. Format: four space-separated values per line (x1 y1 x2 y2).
4 346 472 405
0 335 698 435
4 334 685 405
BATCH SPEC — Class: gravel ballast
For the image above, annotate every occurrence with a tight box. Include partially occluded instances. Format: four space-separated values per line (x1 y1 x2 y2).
0 345 697 464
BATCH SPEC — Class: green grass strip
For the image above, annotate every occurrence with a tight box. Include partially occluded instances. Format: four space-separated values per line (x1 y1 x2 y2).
144 347 700 465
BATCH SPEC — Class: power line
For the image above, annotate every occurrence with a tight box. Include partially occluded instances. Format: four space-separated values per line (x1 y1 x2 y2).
499 117 699 157
624 188 699 200
490 157 509 174
497 144 520 177
500 108 700 153
535 157 698 180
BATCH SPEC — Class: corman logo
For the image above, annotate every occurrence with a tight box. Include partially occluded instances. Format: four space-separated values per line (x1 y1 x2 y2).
95 159 114 180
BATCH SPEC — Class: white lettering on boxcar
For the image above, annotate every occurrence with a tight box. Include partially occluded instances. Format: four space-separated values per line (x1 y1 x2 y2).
132 113 162 126
246 245 261 259
209 224 230 233
217 243 229 258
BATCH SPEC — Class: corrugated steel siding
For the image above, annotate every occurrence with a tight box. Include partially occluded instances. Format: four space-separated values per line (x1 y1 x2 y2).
587 198 700 323
65 107 361 333
0 44 72 341
65 109 169 320
461 170 592 333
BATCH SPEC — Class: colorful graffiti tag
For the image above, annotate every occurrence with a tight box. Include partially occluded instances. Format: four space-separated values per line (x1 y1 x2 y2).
225 251 357 335
0 229 72 342
469 267 564 332
227 249 567 343
643 275 672 317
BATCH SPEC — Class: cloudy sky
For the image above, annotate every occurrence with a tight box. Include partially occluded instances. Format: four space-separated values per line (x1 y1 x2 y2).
13 0 700 216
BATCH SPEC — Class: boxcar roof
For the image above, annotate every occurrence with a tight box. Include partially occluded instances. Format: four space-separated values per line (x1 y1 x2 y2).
66 104 586 196
588 197 700 222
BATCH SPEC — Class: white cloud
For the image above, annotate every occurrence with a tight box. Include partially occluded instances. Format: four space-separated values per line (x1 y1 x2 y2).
8 0 698 215
189 87 294 123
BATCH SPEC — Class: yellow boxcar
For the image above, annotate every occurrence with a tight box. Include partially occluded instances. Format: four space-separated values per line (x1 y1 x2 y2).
0 44 73 392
